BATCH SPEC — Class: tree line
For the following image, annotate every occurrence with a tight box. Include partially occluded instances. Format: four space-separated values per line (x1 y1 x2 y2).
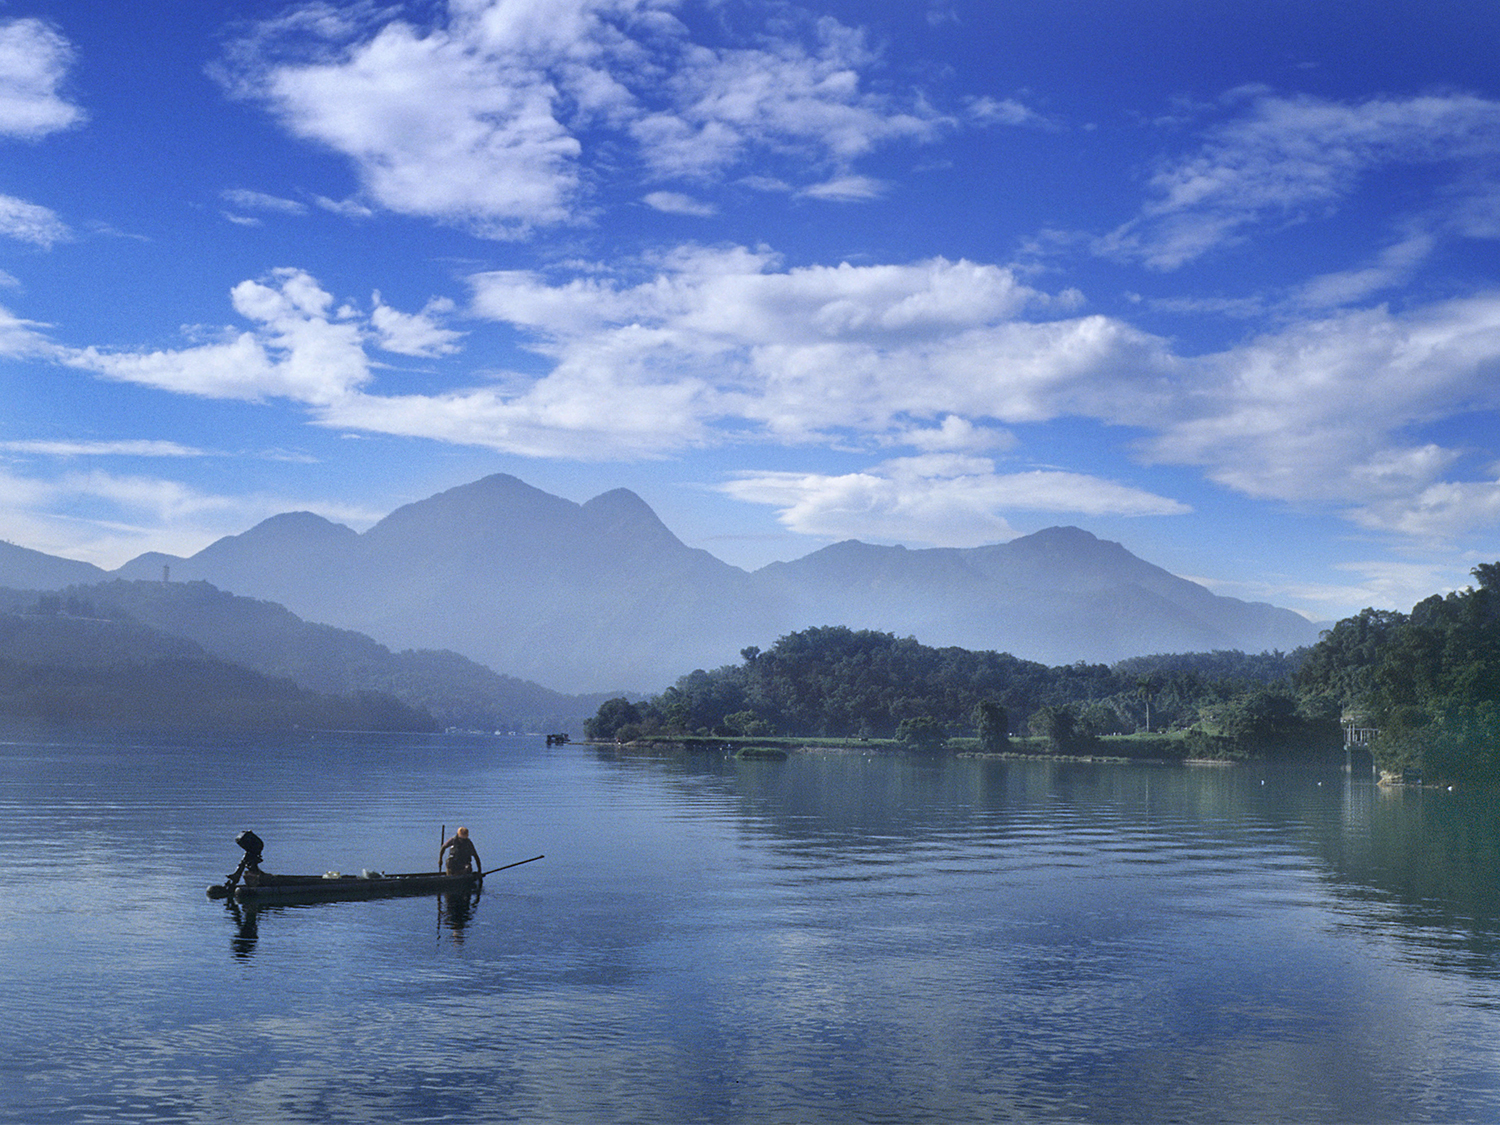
1294 563 1500 782
588 563 1500 782
585 624 1333 759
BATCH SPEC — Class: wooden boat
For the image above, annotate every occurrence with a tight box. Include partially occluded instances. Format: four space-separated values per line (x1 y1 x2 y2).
205 835 543 903
207 868 483 904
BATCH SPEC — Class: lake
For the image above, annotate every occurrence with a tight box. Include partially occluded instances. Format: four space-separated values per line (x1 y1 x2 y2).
3 729 1499 1124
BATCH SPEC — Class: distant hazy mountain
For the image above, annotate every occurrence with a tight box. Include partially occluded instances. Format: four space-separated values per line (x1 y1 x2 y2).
10 473 1322 692
116 474 784 691
53 578 603 732
755 528 1318 666
0 541 109 589
0 592 432 732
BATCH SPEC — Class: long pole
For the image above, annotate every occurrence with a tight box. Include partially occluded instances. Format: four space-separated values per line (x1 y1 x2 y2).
480 855 544 877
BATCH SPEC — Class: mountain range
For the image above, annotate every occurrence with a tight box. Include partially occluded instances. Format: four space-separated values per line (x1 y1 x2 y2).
3 473 1322 692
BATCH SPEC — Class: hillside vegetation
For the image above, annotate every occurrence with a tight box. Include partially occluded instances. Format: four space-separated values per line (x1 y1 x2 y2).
0 599 433 732
0 582 603 733
590 565 1500 782
1296 563 1500 782
585 624 1333 761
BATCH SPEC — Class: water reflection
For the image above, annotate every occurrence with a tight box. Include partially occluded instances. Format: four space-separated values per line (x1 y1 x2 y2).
613 746 1500 981
439 890 479 942
226 900 259 960
8 733 1500 1124
221 891 484 958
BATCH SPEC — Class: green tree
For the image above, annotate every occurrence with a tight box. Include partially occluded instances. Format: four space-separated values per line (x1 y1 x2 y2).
1079 701 1128 737
721 709 776 737
584 697 643 740
896 715 948 752
1030 704 1086 754
973 699 1010 753
1136 674 1162 732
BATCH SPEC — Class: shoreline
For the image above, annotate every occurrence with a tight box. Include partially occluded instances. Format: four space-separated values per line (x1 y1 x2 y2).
585 738 1249 768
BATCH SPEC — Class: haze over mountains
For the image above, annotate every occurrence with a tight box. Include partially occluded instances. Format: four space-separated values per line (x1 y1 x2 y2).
4 473 1321 693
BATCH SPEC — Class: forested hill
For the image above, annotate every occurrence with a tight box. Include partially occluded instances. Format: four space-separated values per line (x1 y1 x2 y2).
584 624 1319 755
583 563 1500 784
0 599 433 732
1295 562 1500 782
0 581 604 733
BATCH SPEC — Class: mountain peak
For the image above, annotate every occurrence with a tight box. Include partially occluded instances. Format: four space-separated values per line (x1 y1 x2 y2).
365 472 578 544
11 473 1321 690
582 487 685 547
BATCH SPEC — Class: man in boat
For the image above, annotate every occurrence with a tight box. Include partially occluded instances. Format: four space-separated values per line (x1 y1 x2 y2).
224 829 265 889
440 826 482 875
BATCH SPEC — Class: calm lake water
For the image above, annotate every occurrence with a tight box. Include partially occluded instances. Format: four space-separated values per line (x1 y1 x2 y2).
3 729 1500 1124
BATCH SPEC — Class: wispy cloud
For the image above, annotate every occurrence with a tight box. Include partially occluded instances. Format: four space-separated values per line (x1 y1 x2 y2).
0 192 68 247
370 293 464 358
643 191 716 217
221 188 310 216
1293 230 1436 308
798 174 886 201
0 301 56 356
0 439 210 458
965 94 1052 130
1144 293 1500 535
34 240 1500 551
721 455 1186 548
1097 91 1500 269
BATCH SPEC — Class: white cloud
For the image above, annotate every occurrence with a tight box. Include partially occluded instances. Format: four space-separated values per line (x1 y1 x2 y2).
798 174 885 201
720 455 1186 547
0 192 68 247
1348 478 1500 540
630 17 944 181
0 18 84 139
1141 293 1500 533
965 95 1049 129
0 301 55 356
1294 230 1436 308
219 1 946 234
312 194 376 219
0 439 210 458
370 293 464 357
36 245 1500 550
1098 92 1500 269
643 191 716 216
221 188 310 216
66 269 371 404
897 415 1014 454
461 247 1166 451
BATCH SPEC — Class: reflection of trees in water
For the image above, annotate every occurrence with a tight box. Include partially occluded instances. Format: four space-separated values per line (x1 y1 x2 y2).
614 748 1500 980
1304 783 1500 979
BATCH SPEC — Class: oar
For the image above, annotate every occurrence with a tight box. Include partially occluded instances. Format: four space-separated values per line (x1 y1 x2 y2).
479 855 544 877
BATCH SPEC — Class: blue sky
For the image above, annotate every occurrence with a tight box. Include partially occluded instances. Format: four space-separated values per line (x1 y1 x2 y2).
3 0 1500 626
